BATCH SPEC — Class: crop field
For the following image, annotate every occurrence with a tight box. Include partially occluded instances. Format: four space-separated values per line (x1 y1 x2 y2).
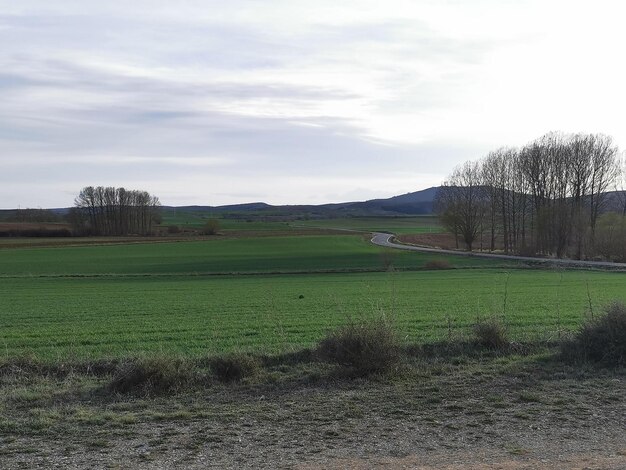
1 231 625 469
1 234 624 359
0 234 505 276
163 215 296 231
291 216 442 234
159 213 442 234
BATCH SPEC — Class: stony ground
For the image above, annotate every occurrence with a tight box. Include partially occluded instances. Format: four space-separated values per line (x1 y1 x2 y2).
1 350 624 469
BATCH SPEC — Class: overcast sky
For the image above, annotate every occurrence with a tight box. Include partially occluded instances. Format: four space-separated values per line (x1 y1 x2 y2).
1 1 625 208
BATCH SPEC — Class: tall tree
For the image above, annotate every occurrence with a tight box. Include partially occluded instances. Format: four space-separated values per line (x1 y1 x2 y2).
436 161 486 251
73 186 161 236
439 132 621 259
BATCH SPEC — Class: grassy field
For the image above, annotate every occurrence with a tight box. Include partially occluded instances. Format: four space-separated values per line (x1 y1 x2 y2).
160 212 442 234
0 234 505 276
0 232 624 359
291 216 442 234
1 229 625 468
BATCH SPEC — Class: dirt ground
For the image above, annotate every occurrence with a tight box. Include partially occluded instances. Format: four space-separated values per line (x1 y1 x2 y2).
1 352 624 469
397 233 463 250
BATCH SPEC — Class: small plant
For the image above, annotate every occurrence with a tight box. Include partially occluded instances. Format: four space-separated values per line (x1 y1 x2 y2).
472 318 509 350
108 357 192 396
202 219 220 235
210 354 260 383
425 259 452 270
561 301 626 367
316 316 401 376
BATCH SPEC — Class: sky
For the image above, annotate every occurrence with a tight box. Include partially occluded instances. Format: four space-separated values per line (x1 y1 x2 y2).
1 0 626 208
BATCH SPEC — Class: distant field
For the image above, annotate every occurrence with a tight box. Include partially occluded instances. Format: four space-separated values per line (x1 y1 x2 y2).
160 213 442 234
1 269 624 358
291 216 442 234
162 214 295 231
0 234 506 276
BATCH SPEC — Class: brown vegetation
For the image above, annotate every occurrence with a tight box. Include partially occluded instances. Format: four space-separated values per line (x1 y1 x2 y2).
561 302 626 366
316 316 401 376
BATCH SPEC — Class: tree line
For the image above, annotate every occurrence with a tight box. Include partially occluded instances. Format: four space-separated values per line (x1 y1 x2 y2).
435 132 625 260
70 186 161 236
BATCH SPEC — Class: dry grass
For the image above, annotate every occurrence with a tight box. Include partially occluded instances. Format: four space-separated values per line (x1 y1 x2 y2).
316 316 401 376
208 354 261 383
561 301 626 366
472 318 509 351
107 357 195 396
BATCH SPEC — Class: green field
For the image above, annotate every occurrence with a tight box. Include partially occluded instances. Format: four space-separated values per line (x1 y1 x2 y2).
0 234 504 276
291 216 442 234
1 270 624 359
159 212 442 234
1 233 625 359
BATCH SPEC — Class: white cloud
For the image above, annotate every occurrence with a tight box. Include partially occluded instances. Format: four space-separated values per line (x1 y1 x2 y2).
1 0 625 208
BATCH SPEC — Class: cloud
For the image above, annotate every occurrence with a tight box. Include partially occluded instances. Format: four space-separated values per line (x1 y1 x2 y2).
1 1 625 208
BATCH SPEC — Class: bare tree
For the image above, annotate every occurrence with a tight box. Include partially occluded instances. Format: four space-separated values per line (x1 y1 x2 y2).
73 186 161 236
436 161 486 251
587 134 620 237
615 151 626 215
440 132 620 259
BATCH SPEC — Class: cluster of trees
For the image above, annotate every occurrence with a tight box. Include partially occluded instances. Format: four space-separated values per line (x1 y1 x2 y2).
70 186 161 236
436 132 625 260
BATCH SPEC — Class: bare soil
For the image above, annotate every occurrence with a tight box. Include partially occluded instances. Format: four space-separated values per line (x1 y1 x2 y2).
1 350 624 469
397 233 464 250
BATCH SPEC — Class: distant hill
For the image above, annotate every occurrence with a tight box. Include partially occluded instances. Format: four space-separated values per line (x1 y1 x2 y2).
4 187 626 222
342 187 440 215
1 188 441 223
159 187 441 219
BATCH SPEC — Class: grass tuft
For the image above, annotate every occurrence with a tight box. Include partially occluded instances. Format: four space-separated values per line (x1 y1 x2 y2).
316 316 401 376
561 301 626 367
107 357 193 396
472 318 509 350
209 354 261 383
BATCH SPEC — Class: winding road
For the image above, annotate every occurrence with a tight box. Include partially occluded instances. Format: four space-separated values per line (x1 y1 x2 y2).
370 232 626 270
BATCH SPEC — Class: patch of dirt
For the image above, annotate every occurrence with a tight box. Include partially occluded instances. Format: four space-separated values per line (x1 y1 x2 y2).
0 355 624 469
299 452 626 469
397 233 464 250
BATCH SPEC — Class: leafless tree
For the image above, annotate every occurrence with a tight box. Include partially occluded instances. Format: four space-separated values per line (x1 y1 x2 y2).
73 186 161 236
436 161 486 251
439 132 621 259
615 151 626 215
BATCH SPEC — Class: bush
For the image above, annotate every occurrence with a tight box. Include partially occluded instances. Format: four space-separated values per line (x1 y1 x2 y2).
316 317 400 376
167 224 181 234
202 219 220 235
210 354 260 383
108 357 192 396
425 259 452 270
472 318 509 350
561 302 626 367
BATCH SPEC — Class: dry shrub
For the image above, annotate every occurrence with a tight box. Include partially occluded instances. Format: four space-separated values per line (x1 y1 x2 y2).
472 318 509 350
108 357 192 396
202 219 220 235
210 354 260 383
425 259 452 270
561 302 626 367
317 317 401 376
